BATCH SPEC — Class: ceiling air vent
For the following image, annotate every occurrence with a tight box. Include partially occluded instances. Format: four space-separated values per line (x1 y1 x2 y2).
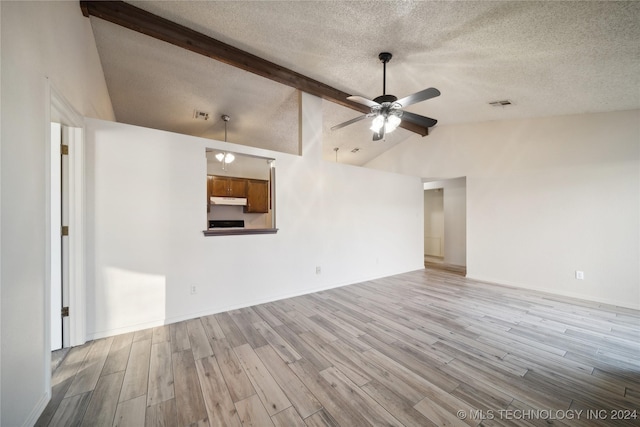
351 148 360 153
489 100 512 107
193 110 210 120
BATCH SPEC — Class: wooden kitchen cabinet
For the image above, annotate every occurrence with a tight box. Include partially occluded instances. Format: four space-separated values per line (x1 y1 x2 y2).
208 175 269 214
229 178 247 197
209 176 247 197
245 179 269 213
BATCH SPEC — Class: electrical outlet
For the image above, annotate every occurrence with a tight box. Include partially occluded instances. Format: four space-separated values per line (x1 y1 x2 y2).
190 285 197 294
575 271 584 280
316 266 322 275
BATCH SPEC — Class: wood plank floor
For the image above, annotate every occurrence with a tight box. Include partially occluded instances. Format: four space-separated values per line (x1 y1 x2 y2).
37 268 640 426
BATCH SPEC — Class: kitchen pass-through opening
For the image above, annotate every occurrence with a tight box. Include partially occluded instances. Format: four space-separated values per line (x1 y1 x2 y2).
204 148 277 235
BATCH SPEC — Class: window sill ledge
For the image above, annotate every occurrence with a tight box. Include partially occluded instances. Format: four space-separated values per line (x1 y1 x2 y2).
202 228 278 237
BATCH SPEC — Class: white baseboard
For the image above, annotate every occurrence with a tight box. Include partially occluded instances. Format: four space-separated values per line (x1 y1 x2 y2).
86 264 424 341
24 391 51 427
465 274 640 310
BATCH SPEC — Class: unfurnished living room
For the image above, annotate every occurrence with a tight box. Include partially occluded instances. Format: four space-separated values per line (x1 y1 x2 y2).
1 1 639 426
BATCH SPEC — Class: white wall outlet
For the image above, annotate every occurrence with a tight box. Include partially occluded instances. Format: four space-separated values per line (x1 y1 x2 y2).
190 285 197 294
575 271 584 280
316 266 322 275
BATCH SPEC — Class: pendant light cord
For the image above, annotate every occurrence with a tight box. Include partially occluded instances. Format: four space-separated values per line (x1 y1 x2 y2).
221 114 230 142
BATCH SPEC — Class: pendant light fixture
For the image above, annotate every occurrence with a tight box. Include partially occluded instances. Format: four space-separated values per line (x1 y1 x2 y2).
216 114 235 169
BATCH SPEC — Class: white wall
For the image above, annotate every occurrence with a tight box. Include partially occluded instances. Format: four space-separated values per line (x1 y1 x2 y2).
368 110 640 309
0 3 3 423
0 2 114 425
84 92 424 339
442 178 466 267
423 189 444 256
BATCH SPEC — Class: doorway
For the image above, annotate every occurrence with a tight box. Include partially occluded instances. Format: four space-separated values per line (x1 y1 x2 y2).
423 177 467 274
424 188 444 261
47 81 86 357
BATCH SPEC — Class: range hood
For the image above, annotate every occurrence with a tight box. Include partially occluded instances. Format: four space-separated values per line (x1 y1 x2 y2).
210 196 247 206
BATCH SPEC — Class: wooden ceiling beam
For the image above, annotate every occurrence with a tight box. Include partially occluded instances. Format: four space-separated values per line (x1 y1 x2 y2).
80 1 429 136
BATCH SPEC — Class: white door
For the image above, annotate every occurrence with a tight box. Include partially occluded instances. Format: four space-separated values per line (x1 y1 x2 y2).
61 126 71 348
50 123 71 350
50 122 62 350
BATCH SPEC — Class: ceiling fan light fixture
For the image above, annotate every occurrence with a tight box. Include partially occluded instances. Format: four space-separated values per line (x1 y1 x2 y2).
370 115 385 132
385 114 401 133
370 102 403 134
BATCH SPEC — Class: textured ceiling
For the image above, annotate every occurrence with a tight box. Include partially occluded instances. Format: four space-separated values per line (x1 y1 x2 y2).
90 1 640 166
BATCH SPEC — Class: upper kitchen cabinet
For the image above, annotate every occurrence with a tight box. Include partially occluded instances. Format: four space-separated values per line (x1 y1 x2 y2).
245 179 269 213
210 176 247 197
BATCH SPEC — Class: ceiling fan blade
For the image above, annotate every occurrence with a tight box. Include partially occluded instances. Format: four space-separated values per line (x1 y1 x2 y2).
396 87 441 108
331 114 368 131
347 95 380 108
401 111 438 128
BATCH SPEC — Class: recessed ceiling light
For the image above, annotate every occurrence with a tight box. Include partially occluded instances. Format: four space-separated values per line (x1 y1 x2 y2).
489 100 513 107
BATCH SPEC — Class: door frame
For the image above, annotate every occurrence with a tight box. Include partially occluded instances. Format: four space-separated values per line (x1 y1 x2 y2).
45 79 86 359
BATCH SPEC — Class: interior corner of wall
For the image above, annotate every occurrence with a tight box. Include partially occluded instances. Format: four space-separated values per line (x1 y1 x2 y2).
299 92 323 161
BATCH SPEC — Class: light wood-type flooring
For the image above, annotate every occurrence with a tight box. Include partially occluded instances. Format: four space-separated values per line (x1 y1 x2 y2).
37 268 640 426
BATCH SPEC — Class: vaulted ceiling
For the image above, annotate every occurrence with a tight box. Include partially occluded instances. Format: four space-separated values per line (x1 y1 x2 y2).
87 1 640 166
